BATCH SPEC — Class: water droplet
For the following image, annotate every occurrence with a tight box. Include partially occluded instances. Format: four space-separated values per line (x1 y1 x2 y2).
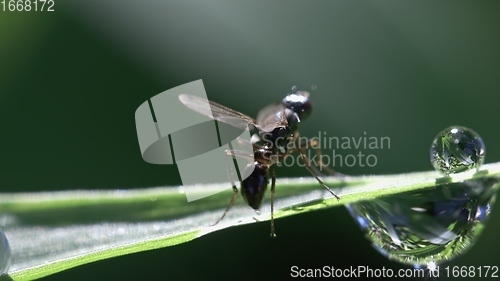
291 85 297 92
430 126 485 175
347 177 499 267
310 85 317 91
0 229 10 274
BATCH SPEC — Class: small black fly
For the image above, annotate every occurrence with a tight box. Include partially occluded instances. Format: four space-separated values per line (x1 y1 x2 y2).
179 89 340 237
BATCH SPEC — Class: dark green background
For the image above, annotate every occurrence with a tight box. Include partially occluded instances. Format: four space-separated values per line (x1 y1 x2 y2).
1 0 500 280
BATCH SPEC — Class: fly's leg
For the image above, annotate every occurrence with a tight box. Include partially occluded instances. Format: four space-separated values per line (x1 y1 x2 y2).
211 185 239 226
225 149 255 161
211 149 259 226
270 166 276 238
297 147 341 200
294 138 344 176
307 139 341 176
211 151 243 226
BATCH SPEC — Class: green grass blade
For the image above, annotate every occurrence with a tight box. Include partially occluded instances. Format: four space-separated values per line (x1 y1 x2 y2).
1 162 500 280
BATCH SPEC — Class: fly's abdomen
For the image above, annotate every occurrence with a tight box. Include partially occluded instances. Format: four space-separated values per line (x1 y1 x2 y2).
241 163 269 210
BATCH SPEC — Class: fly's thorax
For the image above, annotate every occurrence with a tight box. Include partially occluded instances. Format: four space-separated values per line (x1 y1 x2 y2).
260 126 294 153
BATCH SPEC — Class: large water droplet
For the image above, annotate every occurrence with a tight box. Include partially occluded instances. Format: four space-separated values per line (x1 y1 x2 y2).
347 177 499 267
430 126 485 175
0 229 10 274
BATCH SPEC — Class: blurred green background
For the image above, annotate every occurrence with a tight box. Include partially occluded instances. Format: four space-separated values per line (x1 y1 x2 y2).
1 0 500 280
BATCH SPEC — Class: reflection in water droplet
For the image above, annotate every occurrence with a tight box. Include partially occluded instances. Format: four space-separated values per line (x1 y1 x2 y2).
347 177 499 267
430 126 485 175
0 229 10 274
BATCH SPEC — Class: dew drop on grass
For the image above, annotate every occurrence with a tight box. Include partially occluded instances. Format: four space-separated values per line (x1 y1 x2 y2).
347 177 499 268
430 126 485 175
0 229 10 274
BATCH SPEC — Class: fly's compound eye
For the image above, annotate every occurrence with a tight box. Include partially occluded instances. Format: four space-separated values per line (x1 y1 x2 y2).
282 91 312 120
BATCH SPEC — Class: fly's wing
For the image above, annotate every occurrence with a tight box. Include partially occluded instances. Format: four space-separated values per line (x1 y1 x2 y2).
177 93 256 202
256 102 287 132
178 93 257 130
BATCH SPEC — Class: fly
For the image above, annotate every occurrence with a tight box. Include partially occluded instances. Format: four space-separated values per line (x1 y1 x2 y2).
178 89 340 237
